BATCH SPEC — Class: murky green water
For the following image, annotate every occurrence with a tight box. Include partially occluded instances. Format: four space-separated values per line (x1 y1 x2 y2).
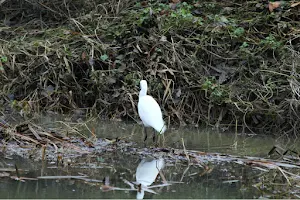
1 155 260 199
85 120 276 157
0 118 287 199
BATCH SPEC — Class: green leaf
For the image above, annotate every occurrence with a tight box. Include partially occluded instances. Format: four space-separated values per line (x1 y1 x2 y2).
233 27 245 37
100 54 109 61
97 157 105 162
220 16 229 23
171 12 177 18
240 42 248 48
1 56 7 63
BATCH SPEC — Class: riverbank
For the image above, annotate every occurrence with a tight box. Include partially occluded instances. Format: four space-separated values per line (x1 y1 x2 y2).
0 0 299 134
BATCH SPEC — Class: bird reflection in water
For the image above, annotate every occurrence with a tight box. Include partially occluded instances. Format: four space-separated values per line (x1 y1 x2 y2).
100 157 171 199
135 157 166 199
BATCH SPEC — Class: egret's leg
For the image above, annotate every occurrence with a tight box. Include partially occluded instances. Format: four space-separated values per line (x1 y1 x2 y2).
143 127 148 142
153 129 159 147
152 129 156 143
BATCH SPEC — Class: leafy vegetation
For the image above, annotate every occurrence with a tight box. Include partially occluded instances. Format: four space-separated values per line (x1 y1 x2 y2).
0 0 299 135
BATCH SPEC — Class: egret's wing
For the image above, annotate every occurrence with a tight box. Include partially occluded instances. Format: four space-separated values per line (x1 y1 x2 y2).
138 95 164 132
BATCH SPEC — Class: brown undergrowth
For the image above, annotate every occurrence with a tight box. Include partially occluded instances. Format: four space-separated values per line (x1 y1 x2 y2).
0 0 299 135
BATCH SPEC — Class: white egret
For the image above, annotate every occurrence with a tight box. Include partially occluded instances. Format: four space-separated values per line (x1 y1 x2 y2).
136 157 165 199
138 80 166 143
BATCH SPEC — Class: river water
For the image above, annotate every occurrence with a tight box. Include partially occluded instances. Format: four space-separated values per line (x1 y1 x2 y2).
0 118 290 199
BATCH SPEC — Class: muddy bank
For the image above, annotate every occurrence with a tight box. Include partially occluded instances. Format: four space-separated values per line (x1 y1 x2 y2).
0 0 300 134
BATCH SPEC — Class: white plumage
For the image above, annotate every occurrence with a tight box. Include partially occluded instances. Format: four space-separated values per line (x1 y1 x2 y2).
136 158 165 199
138 80 166 135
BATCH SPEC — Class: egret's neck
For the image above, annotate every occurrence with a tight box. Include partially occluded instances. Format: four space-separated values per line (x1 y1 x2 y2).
139 88 147 97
